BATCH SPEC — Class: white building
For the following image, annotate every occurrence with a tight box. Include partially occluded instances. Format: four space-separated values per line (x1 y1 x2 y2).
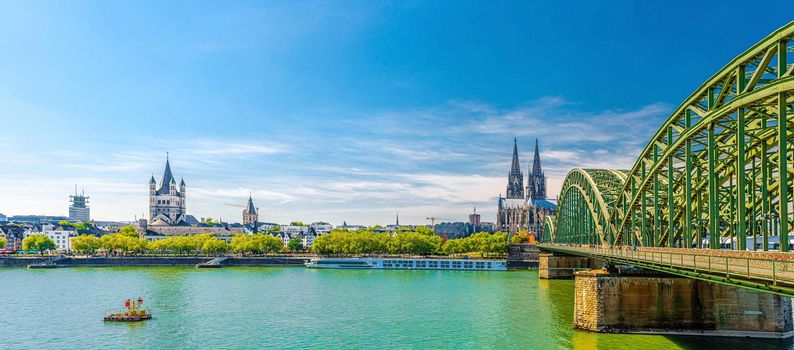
0 213 7 222
310 222 333 235
23 223 76 252
282 225 309 236
338 222 365 231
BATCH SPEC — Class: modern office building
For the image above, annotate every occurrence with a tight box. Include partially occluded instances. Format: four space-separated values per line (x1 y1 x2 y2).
68 187 90 222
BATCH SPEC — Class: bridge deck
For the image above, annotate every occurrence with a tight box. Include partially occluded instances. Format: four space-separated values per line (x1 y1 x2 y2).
539 244 794 298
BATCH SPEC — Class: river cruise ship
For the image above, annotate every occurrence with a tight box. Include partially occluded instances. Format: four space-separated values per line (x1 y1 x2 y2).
305 257 507 271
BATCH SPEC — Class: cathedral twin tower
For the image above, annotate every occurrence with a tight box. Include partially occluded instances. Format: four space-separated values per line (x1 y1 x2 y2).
497 139 556 239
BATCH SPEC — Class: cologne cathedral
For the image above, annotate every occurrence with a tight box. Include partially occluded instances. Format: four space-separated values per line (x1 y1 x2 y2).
497 139 557 240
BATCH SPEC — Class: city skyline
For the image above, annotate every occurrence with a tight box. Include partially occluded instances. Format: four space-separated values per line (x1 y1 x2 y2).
2 2 793 224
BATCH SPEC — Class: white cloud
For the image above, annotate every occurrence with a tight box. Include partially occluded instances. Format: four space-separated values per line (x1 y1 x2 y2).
0 96 671 225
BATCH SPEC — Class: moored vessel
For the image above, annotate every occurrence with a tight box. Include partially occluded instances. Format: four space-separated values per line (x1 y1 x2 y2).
104 298 151 322
306 257 507 271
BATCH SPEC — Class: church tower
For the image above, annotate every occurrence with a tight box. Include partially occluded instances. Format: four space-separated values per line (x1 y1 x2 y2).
506 138 525 199
497 139 529 234
148 155 187 226
243 195 259 225
527 139 547 200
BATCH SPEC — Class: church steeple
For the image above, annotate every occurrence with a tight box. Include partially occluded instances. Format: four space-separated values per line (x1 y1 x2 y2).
506 138 525 199
396 213 399 226
528 139 547 200
532 138 542 176
510 138 521 174
161 154 174 188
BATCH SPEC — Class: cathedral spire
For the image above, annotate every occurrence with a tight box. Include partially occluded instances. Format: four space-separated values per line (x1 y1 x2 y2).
532 138 542 176
506 139 525 199
528 139 547 200
510 138 521 174
396 212 399 226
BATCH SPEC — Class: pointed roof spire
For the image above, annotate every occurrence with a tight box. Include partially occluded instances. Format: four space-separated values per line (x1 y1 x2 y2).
532 138 543 176
246 195 256 214
396 212 399 226
161 155 174 187
149 175 156 184
510 138 521 174
180 178 185 186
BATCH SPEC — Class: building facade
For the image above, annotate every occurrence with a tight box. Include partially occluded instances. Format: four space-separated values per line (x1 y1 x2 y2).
23 223 76 251
149 157 188 226
468 207 481 225
497 139 530 235
242 196 258 225
69 188 90 222
526 139 557 240
496 139 557 240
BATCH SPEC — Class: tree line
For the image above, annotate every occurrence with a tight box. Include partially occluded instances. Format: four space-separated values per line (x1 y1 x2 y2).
312 229 508 257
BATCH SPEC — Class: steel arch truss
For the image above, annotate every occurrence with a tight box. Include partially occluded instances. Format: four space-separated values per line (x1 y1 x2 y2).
552 22 794 251
553 169 627 245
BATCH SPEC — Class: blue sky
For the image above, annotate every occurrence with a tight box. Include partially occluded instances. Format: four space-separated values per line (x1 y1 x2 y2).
1 1 793 225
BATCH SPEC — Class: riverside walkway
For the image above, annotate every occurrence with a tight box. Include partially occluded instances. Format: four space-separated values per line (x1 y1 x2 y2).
540 244 794 297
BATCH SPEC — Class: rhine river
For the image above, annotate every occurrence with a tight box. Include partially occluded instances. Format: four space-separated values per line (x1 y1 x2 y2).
1 267 792 349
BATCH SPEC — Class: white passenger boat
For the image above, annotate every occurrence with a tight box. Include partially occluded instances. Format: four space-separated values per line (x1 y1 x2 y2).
305 257 507 271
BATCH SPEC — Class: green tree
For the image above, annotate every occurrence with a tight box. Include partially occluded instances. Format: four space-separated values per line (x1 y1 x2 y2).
22 234 57 252
290 221 305 226
230 234 260 254
58 220 75 228
0 237 7 249
117 225 139 238
254 234 284 254
415 226 434 236
204 217 218 225
74 222 93 231
70 235 99 254
202 238 229 254
286 237 303 251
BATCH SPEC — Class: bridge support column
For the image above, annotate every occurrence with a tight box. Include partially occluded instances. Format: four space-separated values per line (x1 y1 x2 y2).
573 269 793 338
538 253 601 279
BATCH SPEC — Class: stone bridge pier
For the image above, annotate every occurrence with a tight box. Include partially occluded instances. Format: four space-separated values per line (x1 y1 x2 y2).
572 268 794 338
538 252 604 279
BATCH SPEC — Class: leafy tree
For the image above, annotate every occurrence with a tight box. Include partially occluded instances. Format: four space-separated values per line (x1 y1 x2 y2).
117 225 139 238
22 234 57 252
204 217 218 225
290 221 305 227
415 226 434 236
74 222 93 231
71 235 99 254
286 237 303 251
254 234 284 254
231 234 260 254
268 226 281 234
202 238 229 254
0 237 7 249
58 220 75 228
510 234 523 244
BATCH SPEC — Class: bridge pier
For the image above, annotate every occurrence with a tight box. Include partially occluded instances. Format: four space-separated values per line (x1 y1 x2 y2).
573 268 794 338
538 252 602 279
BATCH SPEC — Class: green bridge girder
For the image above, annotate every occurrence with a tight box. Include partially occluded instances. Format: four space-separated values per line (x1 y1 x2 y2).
547 21 794 251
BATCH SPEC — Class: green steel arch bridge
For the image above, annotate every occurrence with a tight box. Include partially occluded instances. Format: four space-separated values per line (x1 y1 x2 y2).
540 21 794 297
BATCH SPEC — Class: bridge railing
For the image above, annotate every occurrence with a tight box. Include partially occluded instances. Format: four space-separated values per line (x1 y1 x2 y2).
540 244 794 289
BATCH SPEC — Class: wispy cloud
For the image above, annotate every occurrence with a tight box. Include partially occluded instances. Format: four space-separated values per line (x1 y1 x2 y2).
1 96 670 225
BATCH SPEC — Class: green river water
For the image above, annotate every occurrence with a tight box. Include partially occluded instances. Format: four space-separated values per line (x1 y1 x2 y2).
0 267 791 349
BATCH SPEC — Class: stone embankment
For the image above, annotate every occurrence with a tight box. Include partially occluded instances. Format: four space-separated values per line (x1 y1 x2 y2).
507 244 540 269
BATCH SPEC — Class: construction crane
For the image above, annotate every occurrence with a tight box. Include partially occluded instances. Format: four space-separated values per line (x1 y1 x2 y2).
426 217 453 234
